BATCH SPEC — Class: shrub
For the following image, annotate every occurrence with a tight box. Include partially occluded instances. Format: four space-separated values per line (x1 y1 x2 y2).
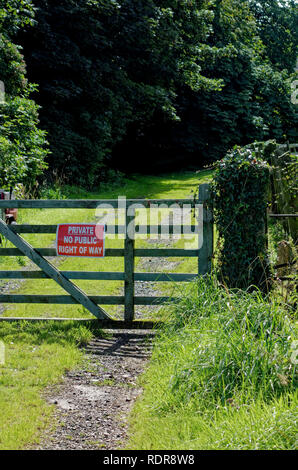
0 96 49 189
211 144 271 289
150 276 297 411
0 2 49 192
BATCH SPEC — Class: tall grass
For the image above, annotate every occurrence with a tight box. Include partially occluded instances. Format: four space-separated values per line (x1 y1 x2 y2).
128 276 297 449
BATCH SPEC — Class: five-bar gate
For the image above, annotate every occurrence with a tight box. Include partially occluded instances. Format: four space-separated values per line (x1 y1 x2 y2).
0 184 213 328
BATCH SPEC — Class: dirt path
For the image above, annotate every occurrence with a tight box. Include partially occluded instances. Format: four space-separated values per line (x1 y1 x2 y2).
35 331 154 450
33 246 181 450
1 213 189 450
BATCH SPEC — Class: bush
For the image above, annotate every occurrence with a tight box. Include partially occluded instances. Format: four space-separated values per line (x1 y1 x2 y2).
211 144 271 289
128 276 297 450
0 96 49 189
0 2 49 192
160 277 297 410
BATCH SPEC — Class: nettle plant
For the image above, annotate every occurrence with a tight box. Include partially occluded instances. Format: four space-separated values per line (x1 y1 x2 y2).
211 145 271 290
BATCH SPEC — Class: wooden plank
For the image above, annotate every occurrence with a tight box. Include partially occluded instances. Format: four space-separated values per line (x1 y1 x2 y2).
198 184 213 275
133 225 198 235
0 317 159 328
0 295 176 304
9 224 198 235
0 295 125 304
0 248 57 256
0 200 120 209
135 249 199 257
0 248 198 257
135 273 197 282
0 248 125 257
10 225 58 234
0 271 125 280
268 214 298 218
10 225 126 235
0 271 197 282
124 205 135 322
0 270 49 279
0 198 200 209
0 219 112 320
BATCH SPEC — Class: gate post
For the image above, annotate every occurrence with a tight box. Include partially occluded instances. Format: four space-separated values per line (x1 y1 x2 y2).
124 203 135 322
198 184 213 275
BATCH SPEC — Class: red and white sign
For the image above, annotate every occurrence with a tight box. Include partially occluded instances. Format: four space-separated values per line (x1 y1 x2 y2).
56 224 105 257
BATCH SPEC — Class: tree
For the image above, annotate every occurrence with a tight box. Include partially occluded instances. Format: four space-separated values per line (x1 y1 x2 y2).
117 0 297 171
248 0 298 73
19 0 221 184
0 0 48 190
14 0 297 179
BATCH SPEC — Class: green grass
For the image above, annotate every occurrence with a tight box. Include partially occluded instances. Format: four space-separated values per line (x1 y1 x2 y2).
0 321 100 450
62 170 213 200
128 395 298 450
1 170 212 319
127 276 298 450
0 170 212 450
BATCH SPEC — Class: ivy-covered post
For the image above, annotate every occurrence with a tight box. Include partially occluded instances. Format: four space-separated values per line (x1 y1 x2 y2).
198 184 213 275
211 146 271 290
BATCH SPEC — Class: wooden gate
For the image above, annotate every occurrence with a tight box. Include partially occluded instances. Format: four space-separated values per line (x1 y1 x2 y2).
0 184 213 328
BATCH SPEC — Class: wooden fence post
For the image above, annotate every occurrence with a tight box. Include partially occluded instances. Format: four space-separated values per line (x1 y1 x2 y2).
124 203 135 322
198 184 213 275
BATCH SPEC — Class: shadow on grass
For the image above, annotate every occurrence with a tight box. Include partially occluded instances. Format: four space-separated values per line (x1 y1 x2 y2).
63 170 213 200
0 320 105 348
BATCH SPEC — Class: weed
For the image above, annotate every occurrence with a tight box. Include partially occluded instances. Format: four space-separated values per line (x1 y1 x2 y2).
128 276 297 450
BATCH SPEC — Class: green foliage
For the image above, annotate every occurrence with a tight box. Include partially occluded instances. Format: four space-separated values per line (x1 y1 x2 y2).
249 0 298 73
117 0 297 171
0 0 49 190
270 150 298 239
0 96 48 188
0 34 27 95
211 143 271 289
128 276 297 450
165 276 296 407
19 0 221 183
2 0 296 185
0 0 36 37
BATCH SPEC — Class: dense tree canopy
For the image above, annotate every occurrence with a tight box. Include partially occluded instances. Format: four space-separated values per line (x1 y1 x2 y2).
1 0 297 186
20 0 222 184
112 0 297 171
248 0 297 73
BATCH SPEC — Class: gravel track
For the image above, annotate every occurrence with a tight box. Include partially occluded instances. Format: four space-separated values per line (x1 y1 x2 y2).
35 332 155 450
1 225 186 449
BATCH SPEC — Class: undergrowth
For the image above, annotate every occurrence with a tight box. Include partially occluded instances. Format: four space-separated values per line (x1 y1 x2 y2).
128 276 297 450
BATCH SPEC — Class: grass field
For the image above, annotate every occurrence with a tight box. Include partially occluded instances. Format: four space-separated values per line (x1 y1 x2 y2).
127 277 298 450
1 169 296 450
0 170 212 450
0 170 212 319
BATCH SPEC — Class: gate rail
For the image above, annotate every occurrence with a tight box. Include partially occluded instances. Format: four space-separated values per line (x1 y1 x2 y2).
0 184 213 328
